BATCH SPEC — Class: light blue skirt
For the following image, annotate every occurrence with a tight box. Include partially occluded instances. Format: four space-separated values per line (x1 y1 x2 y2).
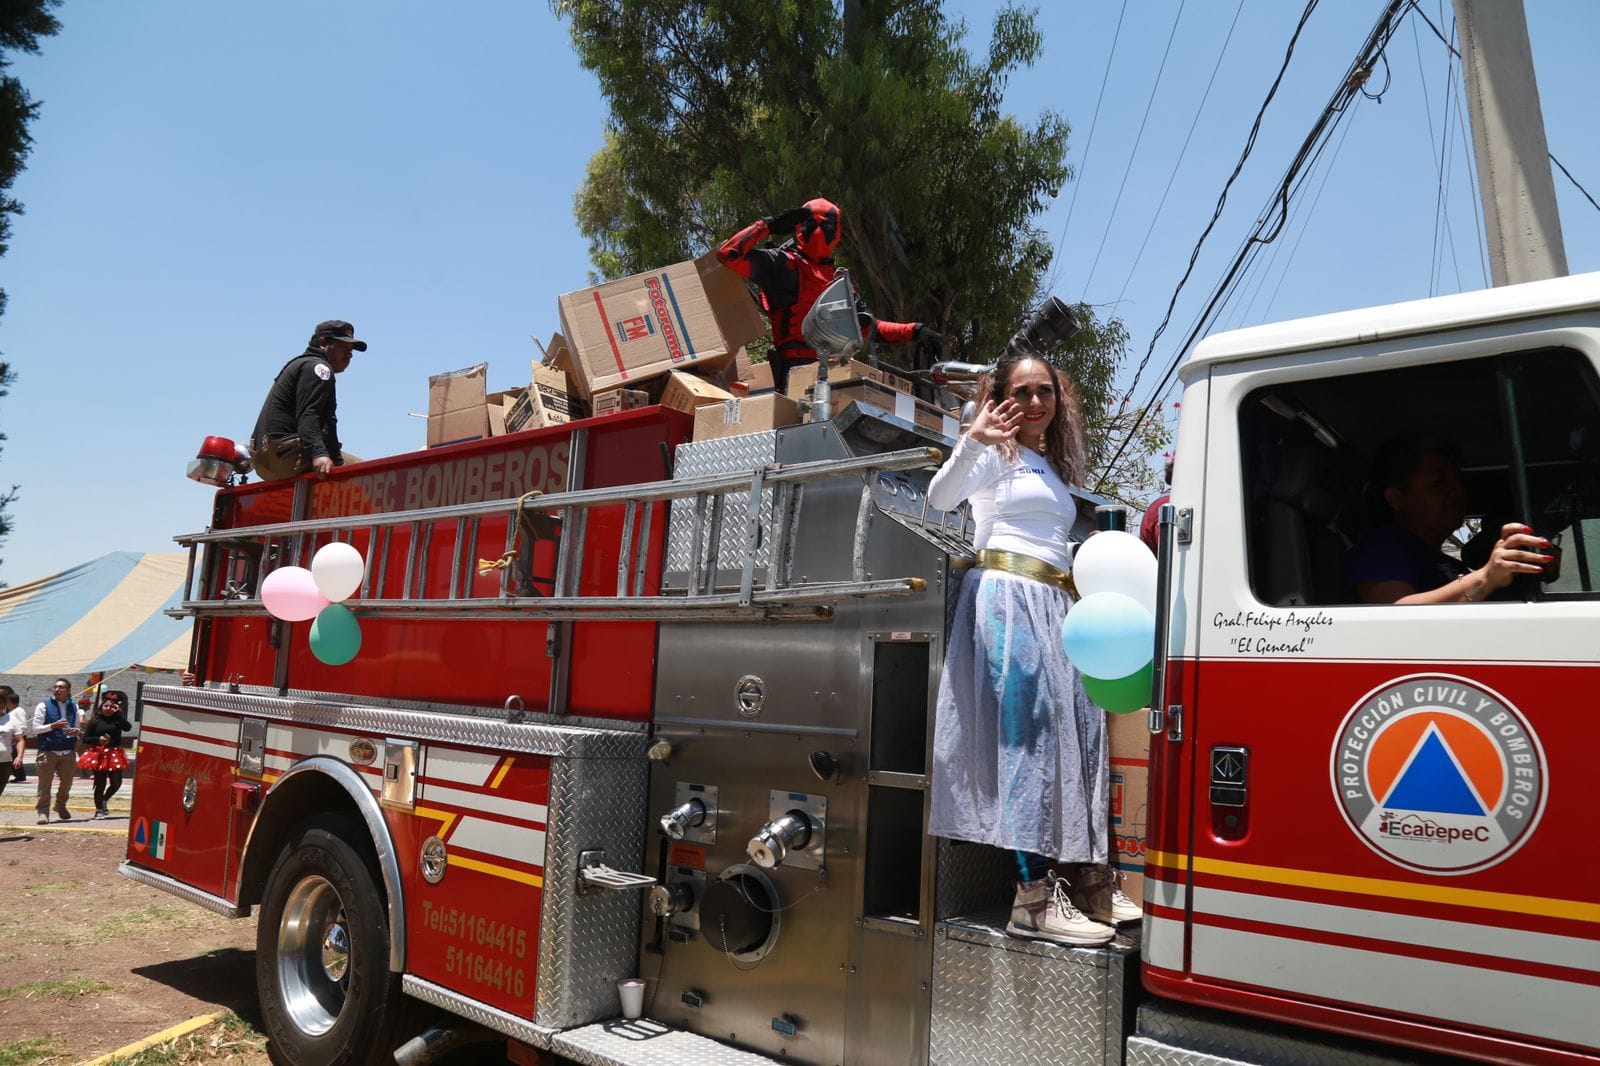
929 566 1108 864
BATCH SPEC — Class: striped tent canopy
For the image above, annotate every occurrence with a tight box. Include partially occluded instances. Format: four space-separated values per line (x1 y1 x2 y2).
0 552 192 673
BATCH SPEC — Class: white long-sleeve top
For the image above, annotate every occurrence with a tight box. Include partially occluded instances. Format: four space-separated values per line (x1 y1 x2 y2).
927 433 1078 572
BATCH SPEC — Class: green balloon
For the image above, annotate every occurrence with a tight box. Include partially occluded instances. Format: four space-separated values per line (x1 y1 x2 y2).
309 603 363 666
1081 662 1153 714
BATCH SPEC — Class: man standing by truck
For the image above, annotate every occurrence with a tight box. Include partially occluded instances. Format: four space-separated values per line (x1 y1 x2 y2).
249 319 368 480
716 198 941 393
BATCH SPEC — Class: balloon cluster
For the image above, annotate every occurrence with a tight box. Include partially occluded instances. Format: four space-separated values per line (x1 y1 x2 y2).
260 543 366 666
1060 532 1157 714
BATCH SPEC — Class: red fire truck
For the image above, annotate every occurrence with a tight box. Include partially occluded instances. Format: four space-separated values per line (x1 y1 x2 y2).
125 272 1600 1066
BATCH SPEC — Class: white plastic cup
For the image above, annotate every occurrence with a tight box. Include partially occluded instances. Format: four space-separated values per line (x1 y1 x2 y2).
618 978 646 1020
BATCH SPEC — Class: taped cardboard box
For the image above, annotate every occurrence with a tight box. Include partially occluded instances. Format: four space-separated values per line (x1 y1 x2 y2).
744 359 774 395
427 364 490 448
1107 709 1151 903
785 357 913 399
557 251 767 400
803 378 959 439
592 388 651 418
692 393 802 442
659 370 734 415
506 363 572 433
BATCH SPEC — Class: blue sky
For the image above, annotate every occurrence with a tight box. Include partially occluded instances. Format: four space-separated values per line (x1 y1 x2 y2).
2 1 1596 583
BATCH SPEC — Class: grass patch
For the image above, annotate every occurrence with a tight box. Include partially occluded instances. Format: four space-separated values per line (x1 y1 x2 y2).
0 976 115 1001
0 1037 66 1065
24 879 86 893
108 1011 267 1065
18 902 209 947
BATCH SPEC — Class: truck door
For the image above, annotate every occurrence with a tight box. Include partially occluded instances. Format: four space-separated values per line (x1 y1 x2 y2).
1169 325 1600 1063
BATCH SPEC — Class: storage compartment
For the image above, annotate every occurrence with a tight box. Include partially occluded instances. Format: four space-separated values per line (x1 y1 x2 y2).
863 785 925 921
869 639 930 774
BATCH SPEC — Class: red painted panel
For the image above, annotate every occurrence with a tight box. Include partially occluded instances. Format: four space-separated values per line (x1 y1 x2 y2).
125 730 237 899
199 409 691 718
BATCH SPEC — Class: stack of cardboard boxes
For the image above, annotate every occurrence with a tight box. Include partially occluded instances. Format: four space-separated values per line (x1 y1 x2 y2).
424 250 955 447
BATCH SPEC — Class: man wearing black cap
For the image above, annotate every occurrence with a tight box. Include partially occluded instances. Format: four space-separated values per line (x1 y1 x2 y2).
249 320 368 480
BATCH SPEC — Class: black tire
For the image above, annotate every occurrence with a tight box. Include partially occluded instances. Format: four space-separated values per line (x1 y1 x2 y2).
256 815 405 1066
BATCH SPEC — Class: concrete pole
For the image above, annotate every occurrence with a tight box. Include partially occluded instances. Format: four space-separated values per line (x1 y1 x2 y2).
1452 0 1568 285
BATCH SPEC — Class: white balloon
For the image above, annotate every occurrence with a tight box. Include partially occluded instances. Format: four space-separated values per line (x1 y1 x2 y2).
311 542 366 603
1073 530 1157 612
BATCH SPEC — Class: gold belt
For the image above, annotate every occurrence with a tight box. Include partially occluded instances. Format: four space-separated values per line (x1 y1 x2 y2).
976 549 1078 597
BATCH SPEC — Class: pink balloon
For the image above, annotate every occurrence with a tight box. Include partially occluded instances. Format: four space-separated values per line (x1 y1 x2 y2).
261 566 330 622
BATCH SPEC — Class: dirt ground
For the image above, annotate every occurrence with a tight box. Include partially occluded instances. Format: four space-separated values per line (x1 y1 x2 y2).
0 820 270 1064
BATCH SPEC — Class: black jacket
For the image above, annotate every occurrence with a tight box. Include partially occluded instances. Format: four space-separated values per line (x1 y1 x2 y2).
251 347 342 463
81 711 131 751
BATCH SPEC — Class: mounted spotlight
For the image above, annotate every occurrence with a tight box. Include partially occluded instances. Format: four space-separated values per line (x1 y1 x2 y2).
187 435 252 487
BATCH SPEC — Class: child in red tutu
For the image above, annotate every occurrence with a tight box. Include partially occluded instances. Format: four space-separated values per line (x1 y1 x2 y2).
79 690 131 818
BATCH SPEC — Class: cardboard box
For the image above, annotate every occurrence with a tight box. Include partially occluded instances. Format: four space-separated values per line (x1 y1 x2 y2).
557 251 767 400
804 378 960 439
427 364 490 447
692 393 802 441
542 332 585 400
785 357 913 399
592 388 650 418
744 359 774 395
506 363 572 433
1107 709 1151 903
659 370 734 415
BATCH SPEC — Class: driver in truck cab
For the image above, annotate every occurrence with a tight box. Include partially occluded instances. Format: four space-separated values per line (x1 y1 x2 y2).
1346 433 1554 604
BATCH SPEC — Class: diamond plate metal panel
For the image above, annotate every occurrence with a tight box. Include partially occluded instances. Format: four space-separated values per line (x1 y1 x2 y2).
1132 1002 1447 1066
665 433 777 582
930 912 1138 1066
1126 1038 1257 1066
553 1019 782 1066
143 686 647 759
535 752 651 1029
402 974 558 1050
933 839 1015 920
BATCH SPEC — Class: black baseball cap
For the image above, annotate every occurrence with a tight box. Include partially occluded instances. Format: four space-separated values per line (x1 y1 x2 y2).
311 320 368 352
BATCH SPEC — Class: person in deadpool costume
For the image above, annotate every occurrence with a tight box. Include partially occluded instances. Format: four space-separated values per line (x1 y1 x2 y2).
716 198 942 394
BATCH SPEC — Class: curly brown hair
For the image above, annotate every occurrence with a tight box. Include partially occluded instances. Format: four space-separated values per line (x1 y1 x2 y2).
979 353 1087 486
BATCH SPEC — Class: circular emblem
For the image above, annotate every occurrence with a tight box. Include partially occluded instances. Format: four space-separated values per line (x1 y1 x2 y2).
348 738 377 766
182 776 199 813
314 362 332 380
1331 674 1546 875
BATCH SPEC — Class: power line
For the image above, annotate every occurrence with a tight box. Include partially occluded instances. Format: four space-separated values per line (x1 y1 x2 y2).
1408 0 1600 218
1261 97 1362 321
1110 0 1250 314
1078 0 1190 303
1044 0 1130 295
1094 0 1412 492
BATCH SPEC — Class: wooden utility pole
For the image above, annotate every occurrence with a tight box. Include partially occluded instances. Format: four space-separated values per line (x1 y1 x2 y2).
1452 0 1568 285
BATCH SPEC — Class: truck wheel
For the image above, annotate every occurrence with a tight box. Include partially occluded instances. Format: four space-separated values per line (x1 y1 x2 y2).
256 815 403 1066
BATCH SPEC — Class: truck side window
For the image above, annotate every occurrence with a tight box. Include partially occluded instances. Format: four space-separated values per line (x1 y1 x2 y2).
1240 346 1600 606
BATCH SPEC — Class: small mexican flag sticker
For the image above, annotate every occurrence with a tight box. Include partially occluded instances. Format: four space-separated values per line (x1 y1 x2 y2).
132 817 170 860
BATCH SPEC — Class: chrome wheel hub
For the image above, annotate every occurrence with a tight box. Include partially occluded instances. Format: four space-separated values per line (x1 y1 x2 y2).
277 875 349 1036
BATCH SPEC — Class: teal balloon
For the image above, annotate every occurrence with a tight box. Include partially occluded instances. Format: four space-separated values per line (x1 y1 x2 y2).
309 604 362 666
1060 591 1155 680
1081 663 1154 715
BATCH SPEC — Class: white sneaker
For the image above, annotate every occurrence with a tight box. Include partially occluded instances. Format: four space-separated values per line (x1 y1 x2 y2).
1006 872 1114 946
1072 866 1143 925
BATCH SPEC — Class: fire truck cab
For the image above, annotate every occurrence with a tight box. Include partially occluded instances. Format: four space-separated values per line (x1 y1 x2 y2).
122 272 1600 1066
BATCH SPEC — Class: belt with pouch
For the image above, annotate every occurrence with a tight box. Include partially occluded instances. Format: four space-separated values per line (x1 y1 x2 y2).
975 549 1079 598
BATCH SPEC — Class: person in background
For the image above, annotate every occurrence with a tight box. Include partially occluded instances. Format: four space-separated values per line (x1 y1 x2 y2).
31 679 80 824
716 198 941 394
249 320 368 480
926 351 1140 947
0 687 22 797
79 690 132 819
1346 434 1551 604
3 688 23 782
1139 453 1174 555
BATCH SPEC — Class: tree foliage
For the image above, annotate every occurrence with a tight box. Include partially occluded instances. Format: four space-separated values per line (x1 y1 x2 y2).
555 0 1168 489
0 0 62 583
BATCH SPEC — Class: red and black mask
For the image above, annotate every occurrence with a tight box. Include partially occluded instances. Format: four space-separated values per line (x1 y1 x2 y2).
796 198 841 261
